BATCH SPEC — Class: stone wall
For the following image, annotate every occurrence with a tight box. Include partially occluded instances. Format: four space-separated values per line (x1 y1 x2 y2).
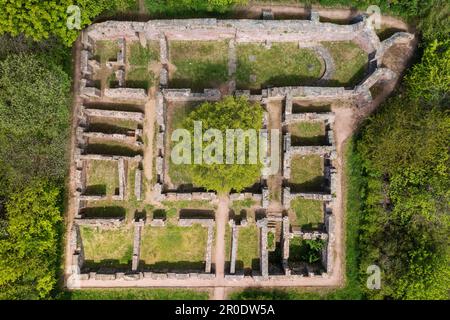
257 218 269 278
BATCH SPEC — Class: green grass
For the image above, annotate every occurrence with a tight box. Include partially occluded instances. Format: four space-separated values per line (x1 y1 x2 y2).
80 226 133 269
290 155 325 192
140 224 208 271
128 41 159 67
88 117 139 133
236 225 260 271
63 288 208 300
85 160 119 196
267 230 275 251
94 40 119 64
236 43 322 90
291 198 324 230
85 140 142 157
169 40 229 90
167 103 198 186
322 41 367 87
126 66 154 89
289 122 326 146
161 200 216 210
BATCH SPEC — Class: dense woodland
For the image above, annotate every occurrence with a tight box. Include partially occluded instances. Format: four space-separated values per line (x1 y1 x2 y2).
0 1 448 299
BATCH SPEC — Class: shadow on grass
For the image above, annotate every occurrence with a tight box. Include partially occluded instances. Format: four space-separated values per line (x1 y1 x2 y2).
291 135 327 146
87 123 136 135
179 209 215 219
84 102 144 113
84 184 107 195
85 143 142 157
81 206 126 218
83 259 131 271
289 176 325 193
292 103 332 113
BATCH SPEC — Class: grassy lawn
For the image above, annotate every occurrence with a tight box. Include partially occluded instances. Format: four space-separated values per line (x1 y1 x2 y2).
290 155 324 192
126 67 154 89
292 103 332 113
94 40 119 64
140 224 208 271
236 225 260 272
236 43 322 90
85 140 142 157
169 40 229 90
322 41 367 87
289 121 326 146
167 103 198 186
225 225 231 263
64 288 209 300
162 200 216 210
85 160 119 196
88 117 139 134
128 41 159 67
80 226 133 269
291 198 324 230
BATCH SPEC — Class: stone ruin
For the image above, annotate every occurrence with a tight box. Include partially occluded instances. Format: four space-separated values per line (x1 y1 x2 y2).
68 11 414 287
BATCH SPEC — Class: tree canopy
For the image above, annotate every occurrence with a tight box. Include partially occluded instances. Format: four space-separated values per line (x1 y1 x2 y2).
0 53 71 195
180 96 263 193
0 180 62 299
0 1 136 45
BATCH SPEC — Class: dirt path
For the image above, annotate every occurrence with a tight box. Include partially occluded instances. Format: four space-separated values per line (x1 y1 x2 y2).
64 38 82 282
213 196 229 300
143 89 156 201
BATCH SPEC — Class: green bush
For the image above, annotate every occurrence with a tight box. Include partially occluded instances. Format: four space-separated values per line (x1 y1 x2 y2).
0 1 137 45
0 181 63 299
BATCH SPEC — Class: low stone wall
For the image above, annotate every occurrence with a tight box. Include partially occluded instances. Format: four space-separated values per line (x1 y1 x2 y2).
163 192 217 202
77 271 216 281
257 218 269 278
134 169 142 201
74 218 125 228
82 107 144 123
322 213 335 274
282 187 333 209
282 216 290 275
284 112 335 124
162 89 222 101
132 220 144 271
104 88 148 101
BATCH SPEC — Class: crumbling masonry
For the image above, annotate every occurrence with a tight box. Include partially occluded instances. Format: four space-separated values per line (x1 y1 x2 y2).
69 11 414 287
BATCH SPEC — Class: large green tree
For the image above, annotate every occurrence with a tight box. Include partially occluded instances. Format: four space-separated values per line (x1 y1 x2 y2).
0 180 62 299
0 0 136 45
178 96 263 193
